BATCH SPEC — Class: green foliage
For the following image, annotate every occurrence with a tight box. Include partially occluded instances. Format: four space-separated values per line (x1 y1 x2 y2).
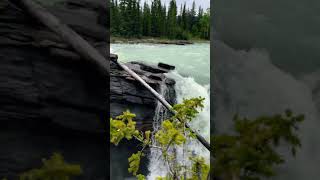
110 110 140 145
155 120 186 146
189 156 210 180
19 153 82 180
110 97 209 180
128 151 144 176
213 110 305 180
156 177 171 180
172 97 205 123
110 0 210 40
136 174 146 180
110 102 304 180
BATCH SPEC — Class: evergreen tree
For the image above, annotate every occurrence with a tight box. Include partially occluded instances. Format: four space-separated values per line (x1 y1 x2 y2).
142 2 151 36
167 0 177 39
110 0 121 35
189 1 197 32
118 0 128 36
133 0 142 37
198 8 210 39
150 0 159 36
181 2 187 30
110 0 211 40
177 4 183 27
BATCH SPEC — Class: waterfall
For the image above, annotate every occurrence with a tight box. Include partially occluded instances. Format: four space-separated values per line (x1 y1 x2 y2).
147 80 171 179
147 71 210 179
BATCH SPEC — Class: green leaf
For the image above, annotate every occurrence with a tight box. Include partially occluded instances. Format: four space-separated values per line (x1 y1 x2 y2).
19 153 82 180
128 151 143 176
136 174 146 180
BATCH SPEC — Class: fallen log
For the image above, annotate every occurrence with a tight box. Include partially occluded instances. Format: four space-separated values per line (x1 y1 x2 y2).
111 55 211 151
13 0 110 76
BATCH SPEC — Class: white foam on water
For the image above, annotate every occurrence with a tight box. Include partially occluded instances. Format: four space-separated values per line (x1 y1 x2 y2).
147 71 210 179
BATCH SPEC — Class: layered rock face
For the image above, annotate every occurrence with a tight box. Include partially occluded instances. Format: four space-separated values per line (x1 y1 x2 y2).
0 0 176 179
110 55 176 131
0 0 108 179
110 55 176 180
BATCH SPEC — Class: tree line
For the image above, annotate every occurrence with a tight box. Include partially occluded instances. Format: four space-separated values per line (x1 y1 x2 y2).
110 0 210 40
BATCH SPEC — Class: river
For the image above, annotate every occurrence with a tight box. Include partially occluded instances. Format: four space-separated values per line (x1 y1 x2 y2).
111 43 210 179
111 43 210 85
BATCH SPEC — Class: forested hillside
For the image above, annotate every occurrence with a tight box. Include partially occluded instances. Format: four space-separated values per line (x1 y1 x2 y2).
110 0 210 40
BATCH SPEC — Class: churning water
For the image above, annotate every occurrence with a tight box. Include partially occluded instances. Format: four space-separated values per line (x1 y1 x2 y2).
111 43 210 179
147 72 210 179
111 43 210 85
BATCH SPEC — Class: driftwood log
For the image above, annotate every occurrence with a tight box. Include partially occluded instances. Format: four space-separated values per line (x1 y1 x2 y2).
14 0 110 76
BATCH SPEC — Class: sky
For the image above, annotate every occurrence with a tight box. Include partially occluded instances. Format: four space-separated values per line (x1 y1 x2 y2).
142 0 210 10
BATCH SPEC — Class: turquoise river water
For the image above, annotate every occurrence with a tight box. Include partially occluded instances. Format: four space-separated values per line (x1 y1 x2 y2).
111 43 210 179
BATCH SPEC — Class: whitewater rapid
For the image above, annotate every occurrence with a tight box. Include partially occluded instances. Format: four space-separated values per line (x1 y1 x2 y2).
147 71 210 179
110 43 210 179
213 40 320 180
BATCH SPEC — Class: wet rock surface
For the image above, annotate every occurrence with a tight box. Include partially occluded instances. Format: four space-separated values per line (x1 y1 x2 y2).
110 56 176 131
110 57 176 180
0 0 107 179
0 0 176 179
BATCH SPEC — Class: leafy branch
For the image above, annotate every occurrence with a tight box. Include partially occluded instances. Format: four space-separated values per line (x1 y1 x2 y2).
110 96 305 180
110 97 209 180
213 110 305 180
20 153 82 180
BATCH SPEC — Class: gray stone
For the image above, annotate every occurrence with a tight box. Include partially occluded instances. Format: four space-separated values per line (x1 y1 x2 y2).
0 0 176 179
110 60 176 131
0 0 107 179
158 62 176 70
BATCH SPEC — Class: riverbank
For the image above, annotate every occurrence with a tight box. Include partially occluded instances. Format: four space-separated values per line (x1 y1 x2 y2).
111 36 209 45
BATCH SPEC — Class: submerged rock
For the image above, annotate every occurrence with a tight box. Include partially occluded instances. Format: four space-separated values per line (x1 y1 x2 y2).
158 62 176 71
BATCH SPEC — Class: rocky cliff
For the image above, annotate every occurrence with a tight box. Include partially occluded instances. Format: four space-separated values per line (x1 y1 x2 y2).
0 0 176 179
110 55 176 131
0 1 108 179
110 56 176 179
